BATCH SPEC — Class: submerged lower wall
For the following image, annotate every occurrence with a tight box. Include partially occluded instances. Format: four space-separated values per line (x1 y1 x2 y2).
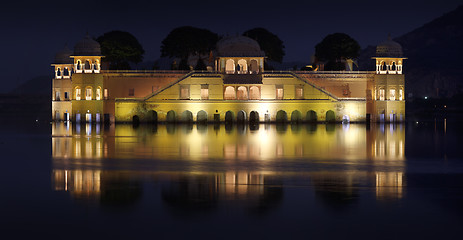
114 99 367 123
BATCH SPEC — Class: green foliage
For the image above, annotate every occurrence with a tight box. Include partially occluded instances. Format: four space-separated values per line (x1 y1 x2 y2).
194 58 207 70
161 26 219 59
243 28 285 63
315 33 360 70
96 31 145 70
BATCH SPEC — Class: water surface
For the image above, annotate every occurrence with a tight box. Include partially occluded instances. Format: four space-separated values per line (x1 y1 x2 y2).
1 120 462 239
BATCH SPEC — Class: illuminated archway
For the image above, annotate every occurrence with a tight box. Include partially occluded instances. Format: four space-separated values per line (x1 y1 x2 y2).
224 86 236 100
225 59 235 74
249 86 260 100
237 86 248 100
250 59 258 73
237 59 247 73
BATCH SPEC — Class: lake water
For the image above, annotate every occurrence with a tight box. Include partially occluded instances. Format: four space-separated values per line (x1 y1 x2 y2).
1 119 462 239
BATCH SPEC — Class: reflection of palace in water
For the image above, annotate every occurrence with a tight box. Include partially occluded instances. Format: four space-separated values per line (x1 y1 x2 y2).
52 123 406 208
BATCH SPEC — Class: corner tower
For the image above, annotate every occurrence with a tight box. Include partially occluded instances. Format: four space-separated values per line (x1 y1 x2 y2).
368 36 406 122
52 45 73 121
70 34 104 123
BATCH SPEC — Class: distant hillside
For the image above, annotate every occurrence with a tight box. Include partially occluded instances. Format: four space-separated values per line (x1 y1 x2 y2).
10 75 52 96
358 5 463 98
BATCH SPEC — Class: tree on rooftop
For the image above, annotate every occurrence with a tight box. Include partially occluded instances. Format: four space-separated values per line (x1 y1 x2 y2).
96 31 145 70
243 28 285 63
161 26 219 68
315 33 360 71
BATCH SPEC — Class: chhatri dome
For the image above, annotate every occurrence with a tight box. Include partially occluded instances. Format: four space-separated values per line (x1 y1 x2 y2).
376 35 403 58
74 34 101 56
216 35 265 57
54 45 73 64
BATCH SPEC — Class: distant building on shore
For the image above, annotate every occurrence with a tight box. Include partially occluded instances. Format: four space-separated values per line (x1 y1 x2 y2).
51 35 405 123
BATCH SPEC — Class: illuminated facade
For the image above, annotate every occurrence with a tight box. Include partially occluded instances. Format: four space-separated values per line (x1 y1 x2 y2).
52 35 405 123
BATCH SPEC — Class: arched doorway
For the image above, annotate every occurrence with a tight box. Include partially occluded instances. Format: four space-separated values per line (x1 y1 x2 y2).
326 110 335 122
250 59 258 73
291 110 302 123
306 110 317 122
180 110 193 123
276 110 287 123
237 59 247 73
225 111 234 123
225 59 235 74
249 86 260 100
148 110 157 123
224 86 236 100
132 115 140 124
237 86 248 100
250 111 259 123
197 110 207 123
237 110 247 123
166 110 177 123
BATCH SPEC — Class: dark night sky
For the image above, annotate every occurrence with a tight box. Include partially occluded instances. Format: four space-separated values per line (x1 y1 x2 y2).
0 0 461 93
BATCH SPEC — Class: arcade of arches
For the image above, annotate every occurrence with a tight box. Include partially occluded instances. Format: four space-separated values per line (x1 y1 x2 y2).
129 109 343 123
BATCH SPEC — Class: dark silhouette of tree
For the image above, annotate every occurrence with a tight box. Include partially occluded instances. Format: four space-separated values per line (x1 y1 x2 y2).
243 28 285 63
178 58 190 70
161 26 218 69
315 33 360 71
96 31 145 70
194 57 207 70
161 26 218 71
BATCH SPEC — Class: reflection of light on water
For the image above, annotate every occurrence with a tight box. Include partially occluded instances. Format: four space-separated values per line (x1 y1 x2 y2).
51 122 405 163
376 172 404 199
53 169 101 196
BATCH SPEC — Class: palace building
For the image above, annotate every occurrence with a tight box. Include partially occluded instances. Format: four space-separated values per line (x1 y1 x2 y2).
51 35 406 123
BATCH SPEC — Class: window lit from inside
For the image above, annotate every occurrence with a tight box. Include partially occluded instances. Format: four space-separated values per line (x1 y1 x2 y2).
86 88 92 100
276 86 284 100
201 85 208 100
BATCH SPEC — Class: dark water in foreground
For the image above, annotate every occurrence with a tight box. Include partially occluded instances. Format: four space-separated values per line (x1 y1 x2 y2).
1 119 463 239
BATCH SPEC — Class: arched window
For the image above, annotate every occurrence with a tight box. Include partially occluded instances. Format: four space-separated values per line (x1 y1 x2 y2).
96 87 101 100
399 88 404 101
224 86 236 100
249 86 260 100
381 62 387 71
237 59 247 74
237 86 248 100
225 59 235 74
94 60 99 70
391 62 397 71
75 87 81 100
379 88 385 101
84 60 91 70
85 87 92 100
63 67 69 76
56 68 61 77
197 110 208 123
250 59 258 73
77 60 81 70
390 88 396 101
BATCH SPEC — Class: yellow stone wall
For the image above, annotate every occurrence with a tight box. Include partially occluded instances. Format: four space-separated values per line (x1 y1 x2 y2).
114 73 367 122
